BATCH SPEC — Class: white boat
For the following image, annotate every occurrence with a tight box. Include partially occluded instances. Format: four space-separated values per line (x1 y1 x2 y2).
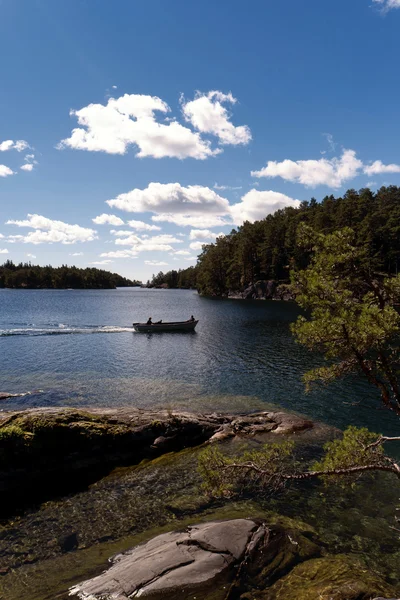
132 320 198 333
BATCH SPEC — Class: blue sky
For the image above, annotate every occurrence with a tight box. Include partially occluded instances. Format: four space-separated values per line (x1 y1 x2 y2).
1 0 400 282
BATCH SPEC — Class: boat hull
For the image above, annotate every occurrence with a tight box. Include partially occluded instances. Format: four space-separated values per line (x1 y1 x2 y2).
132 320 198 333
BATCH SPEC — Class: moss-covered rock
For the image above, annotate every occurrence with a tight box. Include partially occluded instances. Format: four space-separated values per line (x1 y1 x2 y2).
254 554 396 600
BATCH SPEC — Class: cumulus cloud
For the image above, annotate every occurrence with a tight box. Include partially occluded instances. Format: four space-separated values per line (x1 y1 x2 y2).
0 139 30 152
115 233 182 253
189 229 225 241
182 91 251 145
58 93 219 160
0 165 14 177
6 214 98 245
145 260 168 266
0 248 9 254
70 252 84 256
109 229 135 236
189 241 206 251
26 253 36 258
173 250 191 256
127 219 161 231
92 213 125 226
20 164 34 172
252 149 363 189
230 190 300 225
107 182 230 215
363 160 400 176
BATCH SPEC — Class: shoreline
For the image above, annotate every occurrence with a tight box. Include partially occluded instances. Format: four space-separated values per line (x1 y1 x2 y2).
0 406 314 516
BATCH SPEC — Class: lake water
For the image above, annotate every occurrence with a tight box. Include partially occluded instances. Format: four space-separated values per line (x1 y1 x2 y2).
0 287 397 436
2 288 400 600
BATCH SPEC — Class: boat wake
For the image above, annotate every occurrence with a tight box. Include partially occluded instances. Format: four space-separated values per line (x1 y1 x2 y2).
0 324 135 337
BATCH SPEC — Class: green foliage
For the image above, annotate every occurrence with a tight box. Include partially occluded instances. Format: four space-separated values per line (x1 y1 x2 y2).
193 186 400 296
198 441 295 497
0 260 140 289
290 225 400 414
147 266 198 289
313 427 383 475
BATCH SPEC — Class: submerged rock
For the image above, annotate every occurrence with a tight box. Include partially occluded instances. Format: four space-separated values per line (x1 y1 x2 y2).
256 554 396 600
69 518 321 600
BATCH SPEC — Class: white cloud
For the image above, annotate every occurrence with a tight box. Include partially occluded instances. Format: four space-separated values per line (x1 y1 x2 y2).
115 233 182 253
189 241 206 251
100 250 138 258
93 213 125 226
173 250 191 256
182 91 251 145
90 260 114 265
189 229 225 240
109 229 134 236
252 149 363 189
0 141 14 152
151 213 230 228
58 93 219 159
6 214 98 245
0 139 30 152
373 0 400 10
70 252 84 256
0 248 9 254
230 190 300 225
20 153 38 172
127 219 161 231
363 160 400 176
107 182 230 215
0 165 14 177
26 253 36 258
214 183 242 190
145 260 168 266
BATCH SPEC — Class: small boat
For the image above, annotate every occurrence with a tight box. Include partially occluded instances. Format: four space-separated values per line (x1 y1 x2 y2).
132 320 198 333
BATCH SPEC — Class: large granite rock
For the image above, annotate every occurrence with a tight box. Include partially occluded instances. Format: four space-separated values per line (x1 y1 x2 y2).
69 518 321 600
70 519 258 599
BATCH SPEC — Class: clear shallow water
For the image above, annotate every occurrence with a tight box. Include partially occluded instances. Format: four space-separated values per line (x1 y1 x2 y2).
0 288 397 435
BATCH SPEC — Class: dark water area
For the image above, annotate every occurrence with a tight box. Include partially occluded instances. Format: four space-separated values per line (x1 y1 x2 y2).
0 288 397 436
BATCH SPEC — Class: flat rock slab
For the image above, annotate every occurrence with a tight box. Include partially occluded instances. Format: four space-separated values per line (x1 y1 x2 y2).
70 519 259 600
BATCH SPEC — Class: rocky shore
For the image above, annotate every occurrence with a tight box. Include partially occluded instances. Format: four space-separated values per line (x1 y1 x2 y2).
227 280 294 301
0 406 313 515
1 406 399 600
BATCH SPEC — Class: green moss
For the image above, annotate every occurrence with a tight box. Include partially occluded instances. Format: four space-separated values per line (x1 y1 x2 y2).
257 554 396 600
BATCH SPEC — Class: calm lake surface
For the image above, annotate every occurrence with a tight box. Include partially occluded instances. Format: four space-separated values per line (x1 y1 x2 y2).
0 287 396 436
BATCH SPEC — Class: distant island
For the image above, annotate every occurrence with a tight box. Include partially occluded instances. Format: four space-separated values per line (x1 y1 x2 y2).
0 260 141 289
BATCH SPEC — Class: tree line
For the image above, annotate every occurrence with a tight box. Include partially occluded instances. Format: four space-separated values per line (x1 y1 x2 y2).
156 186 400 295
0 261 140 289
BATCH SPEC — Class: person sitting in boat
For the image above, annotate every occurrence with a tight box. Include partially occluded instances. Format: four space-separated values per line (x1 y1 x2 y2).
188 315 195 322
146 317 152 325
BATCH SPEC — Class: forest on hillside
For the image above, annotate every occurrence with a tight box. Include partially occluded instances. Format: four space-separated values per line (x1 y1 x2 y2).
0 261 139 289
153 186 400 296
